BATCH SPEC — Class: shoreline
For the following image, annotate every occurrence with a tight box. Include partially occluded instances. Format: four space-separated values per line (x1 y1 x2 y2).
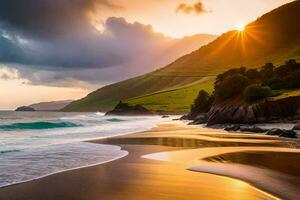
0 115 176 189
0 120 167 189
0 144 129 189
0 122 299 199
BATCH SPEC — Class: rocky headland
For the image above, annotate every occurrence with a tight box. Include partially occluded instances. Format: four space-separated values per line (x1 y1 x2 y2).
15 106 36 112
183 96 300 138
106 101 155 116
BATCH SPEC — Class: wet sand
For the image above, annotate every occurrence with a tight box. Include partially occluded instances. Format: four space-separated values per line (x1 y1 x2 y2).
0 122 299 200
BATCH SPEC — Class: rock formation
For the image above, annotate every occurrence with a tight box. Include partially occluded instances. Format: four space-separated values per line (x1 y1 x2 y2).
15 106 35 112
206 96 300 126
106 102 155 116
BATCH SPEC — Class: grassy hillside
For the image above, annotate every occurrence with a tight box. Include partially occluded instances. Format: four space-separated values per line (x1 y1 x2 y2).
125 77 215 112
63 1 300 112
275 89 300 100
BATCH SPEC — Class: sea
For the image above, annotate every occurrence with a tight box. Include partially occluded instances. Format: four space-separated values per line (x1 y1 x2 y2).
0 111 171 188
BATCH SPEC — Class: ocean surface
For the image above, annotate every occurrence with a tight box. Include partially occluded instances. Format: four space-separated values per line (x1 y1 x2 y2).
0 111 171 187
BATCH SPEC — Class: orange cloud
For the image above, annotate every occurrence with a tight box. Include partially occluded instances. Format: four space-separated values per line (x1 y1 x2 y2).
176 1 210 14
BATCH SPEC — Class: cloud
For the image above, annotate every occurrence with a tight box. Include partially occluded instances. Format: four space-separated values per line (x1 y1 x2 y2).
176 1 210 15
0 65 20 80
0 0 121 40
0 13 175 85
0 1 216 88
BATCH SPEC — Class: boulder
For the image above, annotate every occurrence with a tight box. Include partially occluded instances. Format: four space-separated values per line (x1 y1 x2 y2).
293 123 300 130
279 131 297 138
161 115 170 118
180 115 189 120
240 126 268 133
266 128 297 138
193 114 207 124
224 125 240 132
15 106 35 112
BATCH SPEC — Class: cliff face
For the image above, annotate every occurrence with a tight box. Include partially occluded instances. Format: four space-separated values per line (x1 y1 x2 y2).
206 96 300 125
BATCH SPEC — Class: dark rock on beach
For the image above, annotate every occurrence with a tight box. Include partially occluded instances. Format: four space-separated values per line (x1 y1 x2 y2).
192 114 207 124
15 106 35 112
240 126 268 133
293 123 300 130
180 115 189 120
266 128 297 138
224 125 267 133
106 101 154 116
224 125 240 131
223 125 296 138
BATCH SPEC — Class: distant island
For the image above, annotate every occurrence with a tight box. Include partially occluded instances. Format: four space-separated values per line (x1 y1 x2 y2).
16 100 73 112
30 100 73 111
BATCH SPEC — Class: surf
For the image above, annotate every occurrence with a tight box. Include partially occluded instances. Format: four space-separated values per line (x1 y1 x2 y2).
0 121 82 130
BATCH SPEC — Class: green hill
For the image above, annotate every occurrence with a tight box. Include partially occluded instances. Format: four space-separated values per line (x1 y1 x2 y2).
63 0 300 112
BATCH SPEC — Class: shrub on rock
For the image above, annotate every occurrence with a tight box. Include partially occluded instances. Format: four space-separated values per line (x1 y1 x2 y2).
243 84 272 102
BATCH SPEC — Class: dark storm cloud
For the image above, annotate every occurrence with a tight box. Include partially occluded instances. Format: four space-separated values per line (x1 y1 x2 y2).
0 1 215 86
0 0 121 40
176 1 210 14
0 35 25 63
0 0 129 69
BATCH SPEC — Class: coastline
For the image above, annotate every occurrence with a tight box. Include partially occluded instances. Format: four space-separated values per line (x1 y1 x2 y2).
0 144 129 189
0 121 299 200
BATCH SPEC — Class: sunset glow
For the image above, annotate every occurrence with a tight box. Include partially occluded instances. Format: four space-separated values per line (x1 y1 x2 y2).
0 0 296 109
0 1 300 199
235 23 246 31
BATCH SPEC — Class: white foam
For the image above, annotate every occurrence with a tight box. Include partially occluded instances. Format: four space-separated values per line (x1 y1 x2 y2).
0 112 173 187
0 142 128 188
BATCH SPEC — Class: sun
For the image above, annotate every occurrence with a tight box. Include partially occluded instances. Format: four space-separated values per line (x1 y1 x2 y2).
235 23 246 31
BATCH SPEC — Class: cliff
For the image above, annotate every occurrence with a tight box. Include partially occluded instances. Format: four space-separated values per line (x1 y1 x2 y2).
205 96 300 126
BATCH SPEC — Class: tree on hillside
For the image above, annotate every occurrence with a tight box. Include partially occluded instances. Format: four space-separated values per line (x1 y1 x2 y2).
215 74 250 100
243 84 272 102
260 63 275 79
216 67 247 85
190 90 213 117
245 69 261 80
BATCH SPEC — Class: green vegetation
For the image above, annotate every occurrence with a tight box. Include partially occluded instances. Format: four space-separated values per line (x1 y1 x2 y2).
189 90 214 118
207 60 300 104
63 1 300 112
274 89 300 100
125 78 214 112
215 74 250 100
263 60 300 90
243 84 272 102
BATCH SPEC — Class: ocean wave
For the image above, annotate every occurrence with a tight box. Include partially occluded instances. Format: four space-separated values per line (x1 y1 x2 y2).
0 121 82 130
96 112 105 116
106 118 126 122
0 149 21 155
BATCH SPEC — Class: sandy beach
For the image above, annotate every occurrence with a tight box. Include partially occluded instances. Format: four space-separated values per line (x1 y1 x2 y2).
0 122 299 200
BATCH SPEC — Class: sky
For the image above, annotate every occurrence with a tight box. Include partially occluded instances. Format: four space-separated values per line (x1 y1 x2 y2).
0 0 294 110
